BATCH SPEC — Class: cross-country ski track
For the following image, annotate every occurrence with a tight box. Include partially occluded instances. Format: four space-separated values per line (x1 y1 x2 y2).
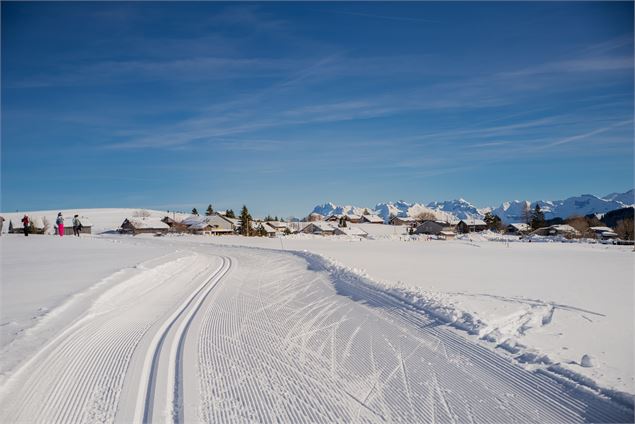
0 240 632 423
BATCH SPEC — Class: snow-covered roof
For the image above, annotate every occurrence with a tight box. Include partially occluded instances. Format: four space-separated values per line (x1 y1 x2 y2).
548 224 580 234
590 226 613 233
390 216 417 222
181 215 204 226
459 218 486 226
335 226 368 236
182 214 236 228
10 217 45 229
257 223 276 233
361 214 383 223
225 217 240 226
266 221 289 229
508 223 531 231
189 222 215 230
304 222 336 232
122 218 169 229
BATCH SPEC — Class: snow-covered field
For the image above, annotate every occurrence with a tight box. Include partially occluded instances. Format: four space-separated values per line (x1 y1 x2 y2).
0 210 633 422
186 232 634 397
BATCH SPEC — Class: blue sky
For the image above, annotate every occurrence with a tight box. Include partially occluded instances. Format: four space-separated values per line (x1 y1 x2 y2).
2 1 633 217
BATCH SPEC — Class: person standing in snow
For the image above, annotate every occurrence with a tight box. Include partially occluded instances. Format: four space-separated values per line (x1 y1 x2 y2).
72 214 82 237
0 216 4 236
56 212 65 237
21 214 30 237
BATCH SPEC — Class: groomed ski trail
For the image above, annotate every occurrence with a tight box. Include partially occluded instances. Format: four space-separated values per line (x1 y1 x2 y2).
0 239 632 423
0 251 232 424
194 246 633 423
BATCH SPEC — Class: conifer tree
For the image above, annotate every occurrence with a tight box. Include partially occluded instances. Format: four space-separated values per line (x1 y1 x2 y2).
192 208 199 215
530 205 545 230
205 204 214 216
239 205 252 236
225 209 236 219
483 212 503 231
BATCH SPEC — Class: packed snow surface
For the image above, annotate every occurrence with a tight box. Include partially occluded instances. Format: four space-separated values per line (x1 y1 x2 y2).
0 223 632 422
181 231 634 398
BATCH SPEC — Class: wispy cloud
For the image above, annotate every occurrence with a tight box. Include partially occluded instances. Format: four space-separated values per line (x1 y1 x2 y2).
499 56 633 78
546 119 633 148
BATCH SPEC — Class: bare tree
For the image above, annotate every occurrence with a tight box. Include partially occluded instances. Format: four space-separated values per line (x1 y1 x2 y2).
42 216 51 234
615 218 634 240
522 202 532 225
133 209 151 218
566 216 590 238
416 212 436 222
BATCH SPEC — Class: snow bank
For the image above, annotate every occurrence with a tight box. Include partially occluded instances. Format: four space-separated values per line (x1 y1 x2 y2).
0 235 174 378
289 248 634 408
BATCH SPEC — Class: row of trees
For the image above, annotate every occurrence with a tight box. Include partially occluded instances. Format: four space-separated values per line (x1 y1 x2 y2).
191 205 236 219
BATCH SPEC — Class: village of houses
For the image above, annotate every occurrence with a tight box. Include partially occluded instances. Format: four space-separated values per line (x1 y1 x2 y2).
5 208 622 244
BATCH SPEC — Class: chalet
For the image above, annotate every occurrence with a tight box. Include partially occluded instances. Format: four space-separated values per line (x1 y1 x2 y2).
188 221 234 235
120 218 169 235
530 224 580 238
415 220 456 237
325 214 362 224
182 214 236 234
506 223 531 235
264 221 290 235
9 217 46 234
55 216 92 235
456 218 487 233
589 226 618 241
161 216 188 233
360 214 383 224
389 216 418 226
307 212 324 222
300 222 336 236
334 226 368 238
255 222 277 237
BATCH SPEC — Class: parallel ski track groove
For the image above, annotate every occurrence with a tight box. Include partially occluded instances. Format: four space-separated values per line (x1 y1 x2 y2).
136 255 231 424
337 275 633 423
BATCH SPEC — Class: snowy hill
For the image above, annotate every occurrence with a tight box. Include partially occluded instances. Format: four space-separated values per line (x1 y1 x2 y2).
0 208 188 234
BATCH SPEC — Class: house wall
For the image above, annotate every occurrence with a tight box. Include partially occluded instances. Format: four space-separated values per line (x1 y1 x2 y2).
415 221 444 235
205 215 235 231
57 226 92 235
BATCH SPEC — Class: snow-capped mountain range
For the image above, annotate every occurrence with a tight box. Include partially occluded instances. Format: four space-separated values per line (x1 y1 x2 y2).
311 189 634 224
